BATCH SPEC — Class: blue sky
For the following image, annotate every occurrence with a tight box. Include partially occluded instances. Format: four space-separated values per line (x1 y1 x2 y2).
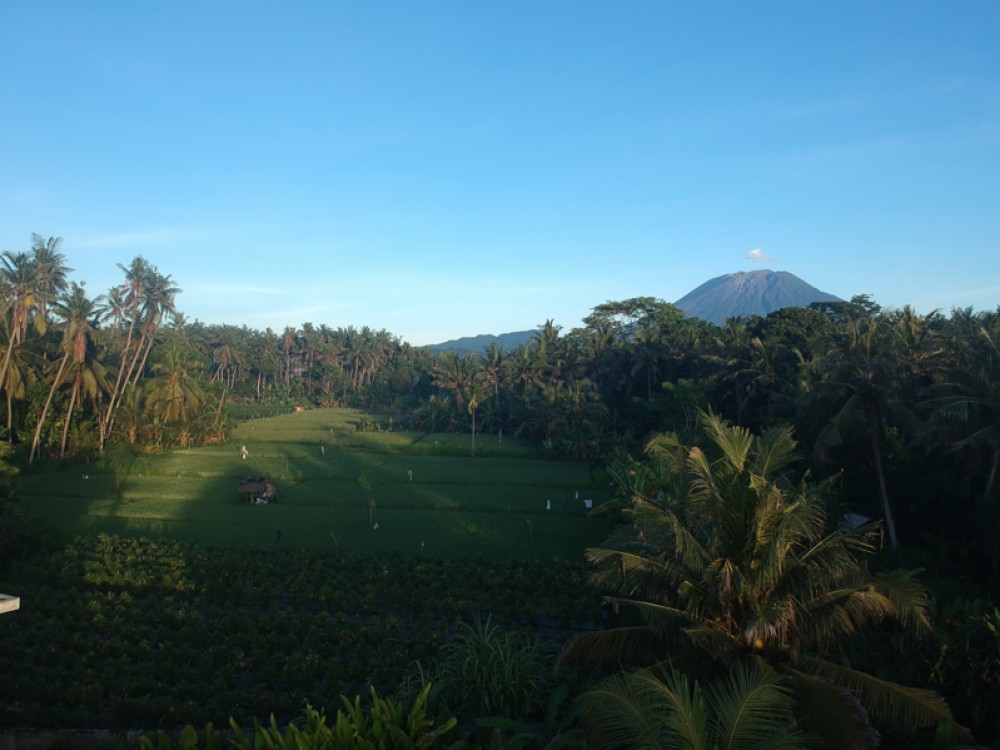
1 2 998 345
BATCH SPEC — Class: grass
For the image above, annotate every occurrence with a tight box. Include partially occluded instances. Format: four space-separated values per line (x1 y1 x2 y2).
17 407 614 560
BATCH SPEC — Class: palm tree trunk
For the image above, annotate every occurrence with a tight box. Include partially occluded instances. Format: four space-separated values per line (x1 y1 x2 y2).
104 325 157 448
985 445 999 498
102 341 139 449
214 385 227 429
0 329 22 440
101 315 141 448
130 332 156 389
0 337 15 408
868 412 899 551
30 354 70 463
60 379 80 458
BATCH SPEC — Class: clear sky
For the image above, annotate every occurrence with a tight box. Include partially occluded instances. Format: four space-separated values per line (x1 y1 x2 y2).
1 2 998 346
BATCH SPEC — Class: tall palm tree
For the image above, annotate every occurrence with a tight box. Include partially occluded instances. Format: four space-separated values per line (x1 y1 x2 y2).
145 344 205 445
563 411 959 748
630 326 666 401
103 284 129 330
253 328 282 399
29 283 105 462
0 341 37 435
708 320 800 429
128 265 181 388
808 311 941 551
531 319 565 379
0 239 71 432
281 325 298 386
100 258 180 449
476 342 507 436
27 234 72 331
101 257 152 448
922 311 1000 576
58 347 106 458
431 351 473 415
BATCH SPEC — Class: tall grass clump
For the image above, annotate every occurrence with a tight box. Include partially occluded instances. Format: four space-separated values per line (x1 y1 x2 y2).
433 616 556 720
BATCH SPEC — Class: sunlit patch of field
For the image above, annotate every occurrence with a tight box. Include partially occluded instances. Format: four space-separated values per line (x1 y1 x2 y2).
17 407 613 560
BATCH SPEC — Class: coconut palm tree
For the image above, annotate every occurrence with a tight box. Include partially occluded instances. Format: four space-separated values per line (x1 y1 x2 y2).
27 234 72 329
144 344 206 445
563 411 960 748
58 349 106 458
103 283 129 330
0 341 37 436
709 320 800 429
474 342 508 438
281 325 298 385
807 310 941 551
431 351 474 416
531 319 566 380
921 311 1000 577
0 240 71 433
128 265 181 388
100 258 180 449
29 283 105 462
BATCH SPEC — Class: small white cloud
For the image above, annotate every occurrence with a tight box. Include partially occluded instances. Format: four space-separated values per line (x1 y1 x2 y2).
746 248 776 263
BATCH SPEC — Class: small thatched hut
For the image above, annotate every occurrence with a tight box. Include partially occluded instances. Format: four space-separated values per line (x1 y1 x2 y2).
239 476 278 504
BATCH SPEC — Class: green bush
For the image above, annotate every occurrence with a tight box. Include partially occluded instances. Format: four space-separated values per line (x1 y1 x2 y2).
131 687 459 750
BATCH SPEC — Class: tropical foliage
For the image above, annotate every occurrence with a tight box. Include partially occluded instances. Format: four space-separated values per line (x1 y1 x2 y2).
578 662 811 750
564 412 958 748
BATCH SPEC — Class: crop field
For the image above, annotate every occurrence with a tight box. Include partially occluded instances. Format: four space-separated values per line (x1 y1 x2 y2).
0 409 618 730
15 408 614 559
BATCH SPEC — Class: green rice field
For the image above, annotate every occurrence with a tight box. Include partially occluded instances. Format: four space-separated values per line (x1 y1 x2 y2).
16 408 615 560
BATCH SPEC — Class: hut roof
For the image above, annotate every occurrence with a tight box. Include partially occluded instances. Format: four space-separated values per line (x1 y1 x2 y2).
239 476 276 494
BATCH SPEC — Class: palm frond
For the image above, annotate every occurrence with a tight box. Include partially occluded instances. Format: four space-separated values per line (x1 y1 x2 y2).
680 625 743 665
953 423 1000 452
753 422 800 480
699 410 753 472
800 584 895 638
687 445 720 507
630 499 712 573
586 546 698 606
797 655 953 730
624 597 703 631
578 669 706 750
871 567 932 635
707 662 811 750
816 393 864 447
780 665 880 750
558 626 668 672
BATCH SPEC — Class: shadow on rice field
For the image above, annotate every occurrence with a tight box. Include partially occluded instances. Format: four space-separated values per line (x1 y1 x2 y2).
16 407 615 560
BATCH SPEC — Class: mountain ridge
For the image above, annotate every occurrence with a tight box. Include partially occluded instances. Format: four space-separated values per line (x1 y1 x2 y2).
675 269 841 325
425 330 538 355
428 270 841 351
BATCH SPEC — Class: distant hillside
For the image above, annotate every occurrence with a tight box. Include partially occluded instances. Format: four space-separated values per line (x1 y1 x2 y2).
427 271 840 349
427 329 538 355
675 270 841 324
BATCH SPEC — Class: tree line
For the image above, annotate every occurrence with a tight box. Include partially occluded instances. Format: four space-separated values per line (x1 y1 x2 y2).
4 235 1000 580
